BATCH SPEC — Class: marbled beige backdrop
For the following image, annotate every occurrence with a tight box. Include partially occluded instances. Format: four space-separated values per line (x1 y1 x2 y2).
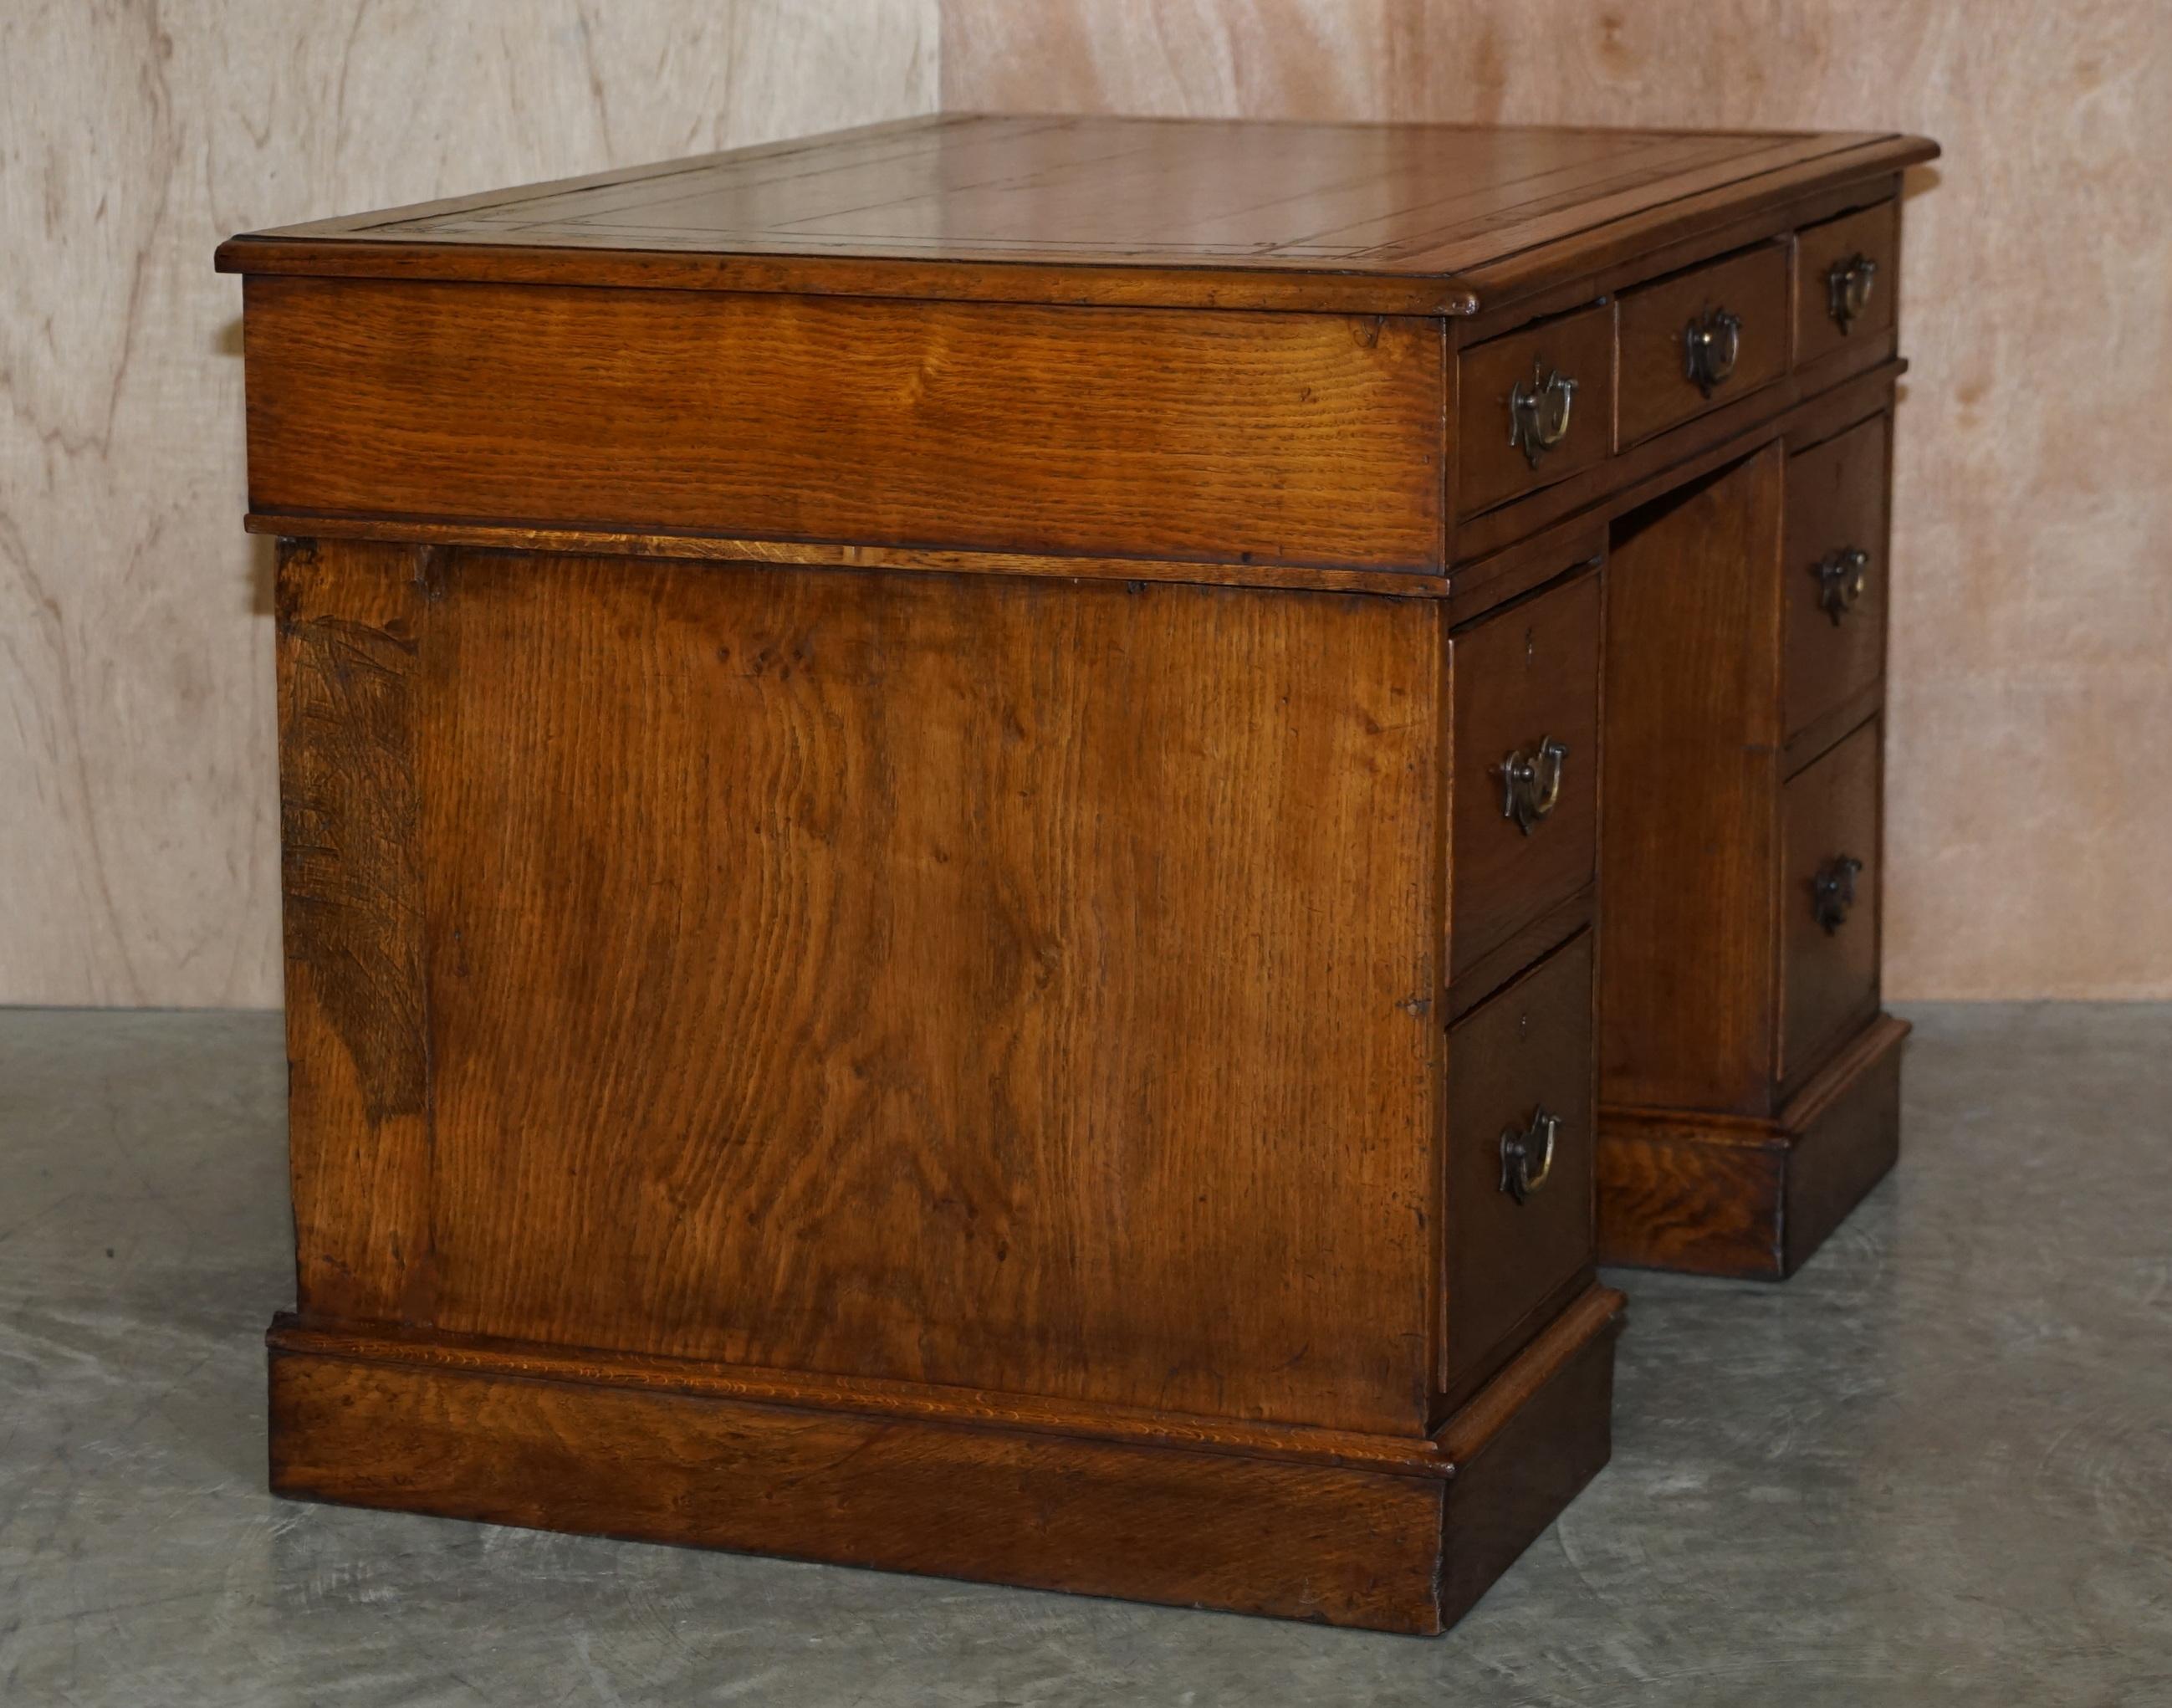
1 0 935 1006
8 2 2167 1004
943 1 2172 1001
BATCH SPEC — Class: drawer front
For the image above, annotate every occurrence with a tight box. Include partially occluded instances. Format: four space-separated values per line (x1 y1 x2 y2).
1450 565 1601 984
1781 719 1883 1085
1785 415 1890 738
1618 243 1791 445
1457 304 1614 516
1444 932 1595 1396
242 276 1446 570
1796 200 1899 369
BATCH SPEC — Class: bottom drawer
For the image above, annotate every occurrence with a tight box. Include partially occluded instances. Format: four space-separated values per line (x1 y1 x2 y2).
1781 718 1883 1086
1444 931 1594 1399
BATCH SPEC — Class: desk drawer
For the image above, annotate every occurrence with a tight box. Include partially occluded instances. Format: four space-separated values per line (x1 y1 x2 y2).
1618 244 1790 445
1444 932 1594 1398
1781 719 1883 1085
1797 200 1899 368
1449 565 1602 983
1457 304 1614 516
1785 415 1891 739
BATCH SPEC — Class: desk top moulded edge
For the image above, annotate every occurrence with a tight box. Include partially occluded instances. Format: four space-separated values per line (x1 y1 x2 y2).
212 120 1939 320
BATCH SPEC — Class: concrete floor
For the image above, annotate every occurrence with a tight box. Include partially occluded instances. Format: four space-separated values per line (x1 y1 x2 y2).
2 1006 2168 1706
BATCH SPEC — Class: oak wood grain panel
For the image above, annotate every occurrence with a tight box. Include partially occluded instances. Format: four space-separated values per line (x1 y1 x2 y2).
242 277 1444 569
1449 566 1601 984
413 555 1441 1433
1785 413 1892 739
268 1347 1452 1634
1617 243 1791 445
1599 448 1786 1116
1781 718 1884 1087
1457 304 1615 517
276 539 435 1325
1796 199 1900 370
1595 1121 1784 1276
1443 934 1595 1401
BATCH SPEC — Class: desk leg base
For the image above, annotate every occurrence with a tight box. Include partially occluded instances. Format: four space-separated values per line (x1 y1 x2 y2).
1597 1013 1909 1279
265 1289 1623 1635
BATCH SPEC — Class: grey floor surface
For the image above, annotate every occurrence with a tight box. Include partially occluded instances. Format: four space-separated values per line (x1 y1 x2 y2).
2 1004 2169 1706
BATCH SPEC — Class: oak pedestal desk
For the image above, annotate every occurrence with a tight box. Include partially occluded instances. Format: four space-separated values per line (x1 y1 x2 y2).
218 115 1938 1633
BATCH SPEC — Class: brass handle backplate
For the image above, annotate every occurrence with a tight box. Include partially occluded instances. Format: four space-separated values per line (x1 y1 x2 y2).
1508 361 1578 469
1500 1107 1561 1204
1499 736 1568 835
1812 854 1865 934
1827 253 1878 333
1683 305 1743 397
1813 545 1872 625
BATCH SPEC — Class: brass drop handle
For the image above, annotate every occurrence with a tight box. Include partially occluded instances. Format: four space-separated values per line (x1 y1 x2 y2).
1508 361 1579 469
1813 545 1872 625
1811 854 1864 934
1500 1107 1561 1204
1827 253 1878 333
1499 736 1568 835
1683 305 1743 396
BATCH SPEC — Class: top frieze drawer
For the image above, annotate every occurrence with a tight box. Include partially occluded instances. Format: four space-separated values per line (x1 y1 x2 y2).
1457 303 1614 519
1797 200 1900 368
1617 243 1791 447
